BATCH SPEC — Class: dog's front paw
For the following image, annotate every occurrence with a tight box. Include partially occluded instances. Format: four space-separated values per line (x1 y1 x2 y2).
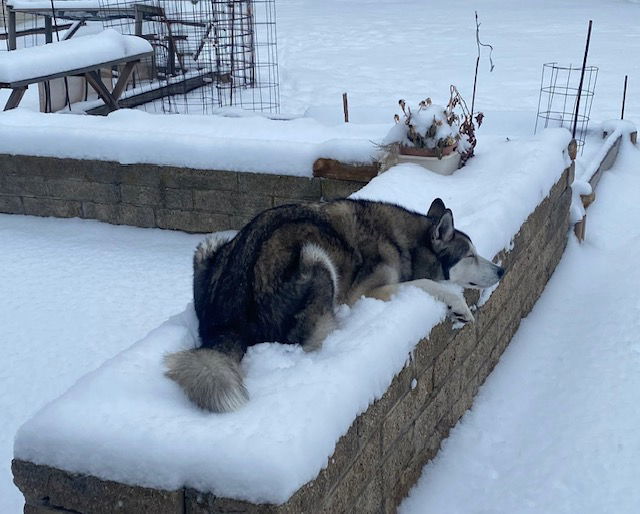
447 296 475 324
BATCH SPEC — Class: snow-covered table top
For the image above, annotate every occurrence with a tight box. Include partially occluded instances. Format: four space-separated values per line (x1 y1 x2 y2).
7 0 120 9
14 129 572 504
0 29 152 85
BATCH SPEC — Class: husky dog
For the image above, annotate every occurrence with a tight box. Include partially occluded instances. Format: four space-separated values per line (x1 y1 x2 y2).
165 198 504 412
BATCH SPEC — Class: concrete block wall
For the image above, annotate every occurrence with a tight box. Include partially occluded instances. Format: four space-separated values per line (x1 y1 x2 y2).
0 154 366 232
12 166 573 513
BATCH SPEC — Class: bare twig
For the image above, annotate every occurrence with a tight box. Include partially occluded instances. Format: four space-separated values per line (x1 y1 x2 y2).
471 11 494 117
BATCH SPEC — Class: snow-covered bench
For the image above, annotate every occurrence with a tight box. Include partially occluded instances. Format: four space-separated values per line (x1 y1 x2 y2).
0 29 152 112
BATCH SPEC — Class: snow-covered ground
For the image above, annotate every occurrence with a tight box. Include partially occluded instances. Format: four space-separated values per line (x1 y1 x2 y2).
400 134 640 514
2 0 640 511
0 219 201 511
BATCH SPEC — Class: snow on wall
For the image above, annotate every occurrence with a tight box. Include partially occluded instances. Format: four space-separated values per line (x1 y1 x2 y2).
0 109 385 177
0 30 152 84
14 129 572 504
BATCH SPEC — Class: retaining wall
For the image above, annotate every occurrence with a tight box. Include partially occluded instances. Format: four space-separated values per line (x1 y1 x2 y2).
0 154 365 232
12 164 573 513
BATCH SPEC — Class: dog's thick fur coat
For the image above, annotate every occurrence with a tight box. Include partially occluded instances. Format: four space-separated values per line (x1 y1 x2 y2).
165 198 504 412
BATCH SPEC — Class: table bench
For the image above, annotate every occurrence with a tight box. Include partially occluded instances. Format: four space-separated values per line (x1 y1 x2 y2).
0 29 153 113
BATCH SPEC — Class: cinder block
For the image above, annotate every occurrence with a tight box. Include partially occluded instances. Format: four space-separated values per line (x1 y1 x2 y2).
0 194 24 214
412 320 454 371
321 430 381 513
318 421 359 496
46 179 120 204
193 189 272 216
320 179 364 200
155 208 233 233
161 167 239 191
23 197 81 218
82 202 155 228
120 184 162 206
164 188 194 210
381 425 415 497
357 363 414 443
0 174 50 197
13 460 184 514
354 470 383 514
117 164 162 187
358 362 413 447
239 173 322 199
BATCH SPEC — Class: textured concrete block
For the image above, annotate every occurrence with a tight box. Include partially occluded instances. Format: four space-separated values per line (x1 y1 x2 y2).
117 164 162 187
413 320 455 372
193 189 272 216
0 174 50 196
354 469 383 514
23 197 82 218
381 425 415 496
358 362 414 446
321 431 381 513
382 387 419 452
47 179 120 203
185 489 275 513
0 194 24 214
161 167 238 191
319 421 359 495
13 460 184 514
433 340 458 388
239 173 321 199
120 184 162 206
320 179 364 200
164 188 194 210
82 202 155 228
156 208 233 233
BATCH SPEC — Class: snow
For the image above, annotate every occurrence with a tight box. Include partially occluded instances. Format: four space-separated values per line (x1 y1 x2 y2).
354 129 571 260
0 30 152 84
0 109 386 176
7 0 120 9
12 131 569 504
399 135 640 514
0 217 202 513
2 0 640 511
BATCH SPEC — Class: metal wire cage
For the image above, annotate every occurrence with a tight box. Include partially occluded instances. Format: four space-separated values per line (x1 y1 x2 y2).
535 62 598 149
99 0 280 115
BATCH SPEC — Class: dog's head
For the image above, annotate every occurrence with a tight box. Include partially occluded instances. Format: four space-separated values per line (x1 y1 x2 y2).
427 198 504 289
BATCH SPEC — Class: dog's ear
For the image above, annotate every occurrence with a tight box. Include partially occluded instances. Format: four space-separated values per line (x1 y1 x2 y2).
433 209 455 243
427 198 446 219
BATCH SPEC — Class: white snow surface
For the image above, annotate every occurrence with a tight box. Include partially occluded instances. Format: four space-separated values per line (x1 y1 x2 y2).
13 130 570 504
0 109 385 176
0 30 151 83
400 135 640 514
0 217 202 512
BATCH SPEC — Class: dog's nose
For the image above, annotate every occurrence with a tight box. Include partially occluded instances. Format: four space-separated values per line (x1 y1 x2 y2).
497 267 505 279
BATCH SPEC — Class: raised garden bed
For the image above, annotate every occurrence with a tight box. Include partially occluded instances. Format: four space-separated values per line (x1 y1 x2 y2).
12 131 575 513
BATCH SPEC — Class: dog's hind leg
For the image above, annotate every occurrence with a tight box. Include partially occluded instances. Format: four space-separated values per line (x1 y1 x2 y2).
366 279 474 323
284 243 338 352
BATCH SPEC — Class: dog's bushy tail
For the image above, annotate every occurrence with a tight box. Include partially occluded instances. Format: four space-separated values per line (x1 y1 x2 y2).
164 347 248 413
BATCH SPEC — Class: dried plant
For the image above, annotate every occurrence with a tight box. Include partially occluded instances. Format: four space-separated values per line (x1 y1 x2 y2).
386 86 483 164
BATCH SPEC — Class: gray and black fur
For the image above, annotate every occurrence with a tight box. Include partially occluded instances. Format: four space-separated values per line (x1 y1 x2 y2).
165 198 504 412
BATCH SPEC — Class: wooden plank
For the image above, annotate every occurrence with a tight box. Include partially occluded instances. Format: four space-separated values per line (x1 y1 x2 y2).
86 73 215 115
3 86 28 110
313 158 379 182
111 61 137 101
0 53 151 89
84 71 119 111
0 23 73 41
